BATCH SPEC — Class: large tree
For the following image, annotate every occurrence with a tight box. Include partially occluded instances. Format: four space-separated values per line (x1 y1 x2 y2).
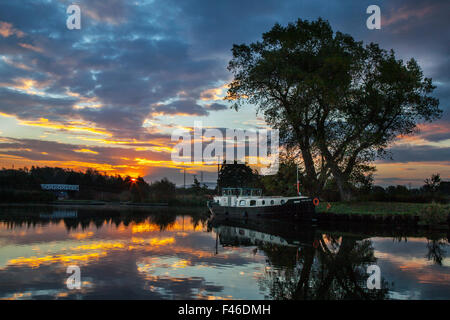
217 161 261 190
226 18 441 200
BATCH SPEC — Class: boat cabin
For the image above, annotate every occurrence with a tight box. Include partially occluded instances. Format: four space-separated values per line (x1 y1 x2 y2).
221 188 262 197
213 187 310 209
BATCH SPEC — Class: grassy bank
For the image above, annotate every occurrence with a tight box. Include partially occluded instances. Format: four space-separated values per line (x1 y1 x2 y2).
315 201 449 215
316 201 450 227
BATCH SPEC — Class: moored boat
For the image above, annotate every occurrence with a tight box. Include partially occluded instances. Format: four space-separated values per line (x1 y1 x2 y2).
207 187 315 220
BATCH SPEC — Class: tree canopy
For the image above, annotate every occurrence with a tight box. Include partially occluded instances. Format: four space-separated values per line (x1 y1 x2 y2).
227 18 441 200
217 161 261 190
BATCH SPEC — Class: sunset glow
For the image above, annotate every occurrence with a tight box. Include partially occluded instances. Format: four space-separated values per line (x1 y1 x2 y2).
0 0 448 187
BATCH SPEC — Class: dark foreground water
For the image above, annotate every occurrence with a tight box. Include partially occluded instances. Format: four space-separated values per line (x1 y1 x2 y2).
0 206 449 300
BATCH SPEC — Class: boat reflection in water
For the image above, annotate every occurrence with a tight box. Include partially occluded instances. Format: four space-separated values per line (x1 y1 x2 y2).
39 209 78 219
209 217 316 249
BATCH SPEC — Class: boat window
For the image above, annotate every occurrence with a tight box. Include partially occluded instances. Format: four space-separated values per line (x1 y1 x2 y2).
270 200 274 205
239 200 246 206
281 200 285 204
250 200 256 206
262 200 265 205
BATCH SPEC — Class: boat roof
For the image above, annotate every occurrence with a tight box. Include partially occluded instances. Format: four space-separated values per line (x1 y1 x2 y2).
221 187 262 196
222 187 262 191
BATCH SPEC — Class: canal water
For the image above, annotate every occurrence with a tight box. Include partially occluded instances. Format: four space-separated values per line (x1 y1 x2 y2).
0 206 449 300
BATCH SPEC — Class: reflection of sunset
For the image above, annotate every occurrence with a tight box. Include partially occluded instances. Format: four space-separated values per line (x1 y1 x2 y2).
2 212 449 300
416 272 450 284
1 218 193 270
171 259 191 268
131 220 203 234
1 292 33 300
374 242 450 286
3 235 180 269
320 234 342 254
69 232 94 240
131 223 161 233
8 252 107 268
130 237 175 247
72 242 126 251
150 237 175 246
376 250 436 270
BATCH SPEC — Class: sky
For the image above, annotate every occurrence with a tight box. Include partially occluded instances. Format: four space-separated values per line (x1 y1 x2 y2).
0 0 449 187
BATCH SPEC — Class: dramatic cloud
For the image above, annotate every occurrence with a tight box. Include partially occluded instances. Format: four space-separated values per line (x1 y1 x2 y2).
380 144 450 163
0 0 448 184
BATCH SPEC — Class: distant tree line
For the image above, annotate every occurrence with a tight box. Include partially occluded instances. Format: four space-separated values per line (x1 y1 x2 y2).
0 166 217 204
1 165 447 204
217 162 449 204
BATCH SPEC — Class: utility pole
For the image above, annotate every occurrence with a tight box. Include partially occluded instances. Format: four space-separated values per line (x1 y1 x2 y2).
217 156 220 195
217 156 220 176
183 168 186 189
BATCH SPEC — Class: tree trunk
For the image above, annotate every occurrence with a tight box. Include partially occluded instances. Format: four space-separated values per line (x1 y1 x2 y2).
318 145 353 201
298 139 323 197
293 245 315 299
334 173 353 201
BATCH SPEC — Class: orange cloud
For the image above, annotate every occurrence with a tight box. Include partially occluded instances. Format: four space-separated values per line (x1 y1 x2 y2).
1 56 32 70
0 21 25 38
0 78 50 95
396 122 450 145
18 118 112 136
384 4 437 27
200 84 229 101
374 161 450 186
18 43 44 53
74 149 99 154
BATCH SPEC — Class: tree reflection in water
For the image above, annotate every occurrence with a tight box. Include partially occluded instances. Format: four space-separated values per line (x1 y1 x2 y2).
426 237 448 266
258 234 390 300
0 207 210 232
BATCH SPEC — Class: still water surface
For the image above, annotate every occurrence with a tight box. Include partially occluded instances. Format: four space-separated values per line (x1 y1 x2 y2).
0 206 449 300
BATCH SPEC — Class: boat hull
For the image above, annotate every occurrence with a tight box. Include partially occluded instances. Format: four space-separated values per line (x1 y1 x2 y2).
207 198 315 220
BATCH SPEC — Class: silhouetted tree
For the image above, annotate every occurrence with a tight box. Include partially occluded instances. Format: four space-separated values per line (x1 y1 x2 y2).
217 161 261 189
227 18 441 200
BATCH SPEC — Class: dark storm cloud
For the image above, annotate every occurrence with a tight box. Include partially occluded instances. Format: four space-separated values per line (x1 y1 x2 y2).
0 87 76 120
153 99 209 117
423 132 450 143
205 103 228 111
379 144 450 163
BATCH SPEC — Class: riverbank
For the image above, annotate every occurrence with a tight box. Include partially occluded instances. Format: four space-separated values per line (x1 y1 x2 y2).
315 201 450 229
0 201 207 214
316 201 449 215
1 200 449 229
